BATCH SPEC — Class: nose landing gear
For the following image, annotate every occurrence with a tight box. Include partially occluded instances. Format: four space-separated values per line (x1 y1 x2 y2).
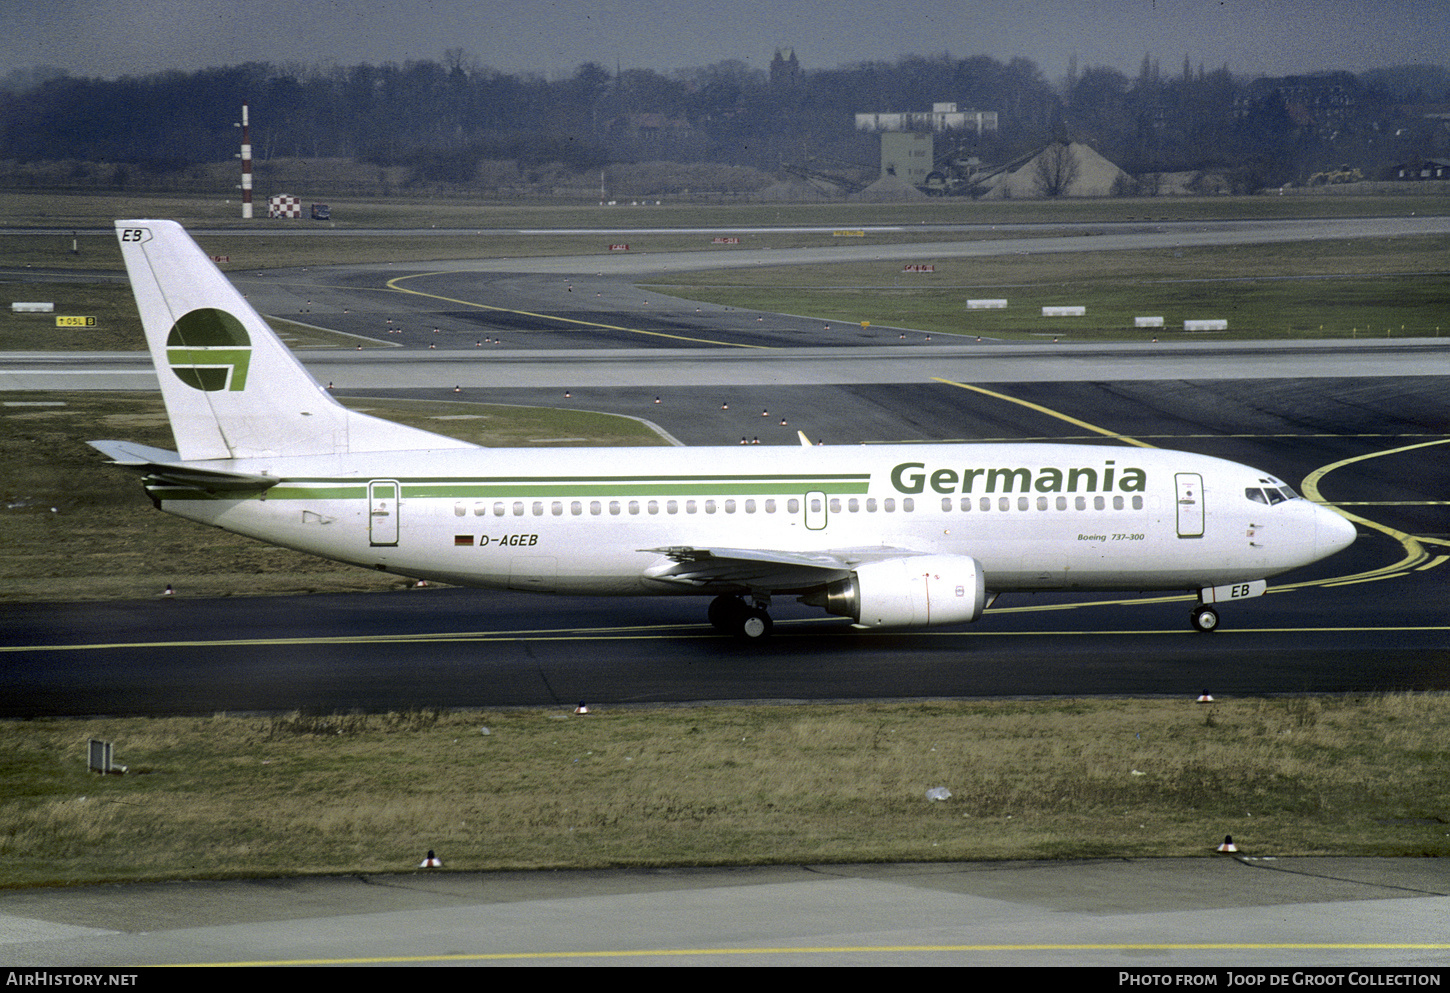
1190 605 1220 633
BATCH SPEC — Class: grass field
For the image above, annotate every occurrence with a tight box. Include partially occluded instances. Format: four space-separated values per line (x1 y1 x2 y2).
2 695 1445 887
645 236 1450 341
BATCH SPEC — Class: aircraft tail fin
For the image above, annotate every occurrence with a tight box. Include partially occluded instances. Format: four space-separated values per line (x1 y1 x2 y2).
115 219 474 461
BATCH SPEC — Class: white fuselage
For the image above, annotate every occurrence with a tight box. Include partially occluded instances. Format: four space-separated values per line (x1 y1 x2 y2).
145 442 1348 597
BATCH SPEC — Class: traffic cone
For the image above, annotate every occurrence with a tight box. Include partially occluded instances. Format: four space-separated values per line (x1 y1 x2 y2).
420 850 442 868
574 702 590 715
1217 835 1238 853
1197 691 1215 703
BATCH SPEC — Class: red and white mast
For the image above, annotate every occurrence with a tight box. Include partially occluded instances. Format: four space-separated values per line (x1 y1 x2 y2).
239 103 253 219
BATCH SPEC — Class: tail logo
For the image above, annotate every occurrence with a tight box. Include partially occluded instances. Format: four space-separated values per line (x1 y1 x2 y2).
166 308 252 391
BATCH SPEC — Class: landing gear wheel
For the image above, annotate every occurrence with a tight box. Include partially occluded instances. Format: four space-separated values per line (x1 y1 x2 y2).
737 606 773 640
708 595 747 631
1191 606 1220 633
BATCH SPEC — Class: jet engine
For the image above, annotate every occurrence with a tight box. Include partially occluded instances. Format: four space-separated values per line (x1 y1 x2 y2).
806 554 986 628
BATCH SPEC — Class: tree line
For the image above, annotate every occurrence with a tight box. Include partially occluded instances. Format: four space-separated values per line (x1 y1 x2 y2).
1 54 1445 191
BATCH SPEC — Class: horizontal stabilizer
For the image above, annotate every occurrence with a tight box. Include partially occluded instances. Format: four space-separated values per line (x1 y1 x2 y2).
88 439 277 492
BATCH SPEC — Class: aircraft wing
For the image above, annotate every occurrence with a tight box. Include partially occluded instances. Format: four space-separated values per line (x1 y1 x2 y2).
89 440 278 492
640 545 915 591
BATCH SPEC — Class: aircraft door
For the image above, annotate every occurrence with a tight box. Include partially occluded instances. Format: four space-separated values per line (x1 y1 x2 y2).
804 490 827 530
1175 473 1204 538
368 480 400 546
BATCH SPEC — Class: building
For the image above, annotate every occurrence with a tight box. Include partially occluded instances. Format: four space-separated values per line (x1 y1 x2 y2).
856 103 998 134
1390 158 1450 180
880 132 933 186
770 48 802 92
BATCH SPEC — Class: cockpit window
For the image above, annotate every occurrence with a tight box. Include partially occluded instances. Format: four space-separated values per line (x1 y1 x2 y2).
1247 485 1301 504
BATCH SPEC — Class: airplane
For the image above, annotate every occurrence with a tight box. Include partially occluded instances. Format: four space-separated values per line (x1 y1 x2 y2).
91 219 1358 639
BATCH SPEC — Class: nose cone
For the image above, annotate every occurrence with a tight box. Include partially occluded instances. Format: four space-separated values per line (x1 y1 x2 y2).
1316 506 1357 559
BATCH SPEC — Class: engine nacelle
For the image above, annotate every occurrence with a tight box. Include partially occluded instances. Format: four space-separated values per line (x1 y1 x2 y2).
809 554 986 628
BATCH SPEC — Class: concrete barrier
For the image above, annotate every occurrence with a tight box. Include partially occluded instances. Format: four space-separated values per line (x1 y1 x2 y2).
1183 319 1228 331
966 299 1007 309
1042 306 1085 317
1134 316 1164 327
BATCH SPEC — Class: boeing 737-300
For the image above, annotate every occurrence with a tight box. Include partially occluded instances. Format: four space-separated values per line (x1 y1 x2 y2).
91 220 1357 638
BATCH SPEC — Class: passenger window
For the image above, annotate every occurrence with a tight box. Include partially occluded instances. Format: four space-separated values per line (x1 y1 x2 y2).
551 501 563 516
942 497 953 512
512 501 525 516
884 498 895 512
590 501 601 515
724 500 735 513
998 497 1009 512
571 501 583 516
849 498 860 512
666 500 678 514
704 500 715 514
648 500 660 515
866 498 878 512
1037 496 1048 511
980 497 990 511
960 497 972 512
1075 496 1086 511
454 503 466 517
684 500 696 514
1113 496 1124 510
829 498 841 513
628 500 640 515
1094 496 1105 511
494 502 506 517
609 501 620 515
1132 496 1143 510
1018 497 1029 511
1056 496 1067 511
903 498 913 512
745 499 756 513
788 498 800 513
765 499 777 513
533 502 545 516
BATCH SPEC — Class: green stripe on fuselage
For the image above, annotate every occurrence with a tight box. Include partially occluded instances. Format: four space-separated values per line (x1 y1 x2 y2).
148 474 873 502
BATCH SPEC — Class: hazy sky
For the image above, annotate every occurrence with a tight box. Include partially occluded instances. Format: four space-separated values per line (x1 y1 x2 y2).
4 0 1446 82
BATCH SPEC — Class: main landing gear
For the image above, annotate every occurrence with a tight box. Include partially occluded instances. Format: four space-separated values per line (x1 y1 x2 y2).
1190 605 1220 633
709 595 773 640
